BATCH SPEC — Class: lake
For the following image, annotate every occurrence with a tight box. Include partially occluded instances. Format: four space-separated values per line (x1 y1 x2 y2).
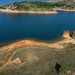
0 11 75 42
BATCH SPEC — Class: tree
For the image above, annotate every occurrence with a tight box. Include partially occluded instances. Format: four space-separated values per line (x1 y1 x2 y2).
63 0 73 2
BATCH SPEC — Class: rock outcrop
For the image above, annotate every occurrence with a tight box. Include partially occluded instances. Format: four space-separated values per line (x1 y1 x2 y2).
66 71 75 75
62 30 70 38
72 31 75 39
11 58 22 64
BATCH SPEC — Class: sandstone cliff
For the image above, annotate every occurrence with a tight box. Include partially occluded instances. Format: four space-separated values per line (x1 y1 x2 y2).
62 30 70 38
72 31 75 39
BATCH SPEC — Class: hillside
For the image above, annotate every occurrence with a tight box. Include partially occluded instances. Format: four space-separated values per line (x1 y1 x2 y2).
0 43 75 75
0 30 75 75
0 1 75 12
0 38 75 75
1 2 53 11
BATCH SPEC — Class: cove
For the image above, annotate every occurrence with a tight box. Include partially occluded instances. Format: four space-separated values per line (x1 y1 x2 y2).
0 11 75 42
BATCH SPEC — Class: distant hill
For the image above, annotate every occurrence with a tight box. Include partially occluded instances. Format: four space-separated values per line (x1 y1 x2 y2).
47 0 75 2
47 0 63 1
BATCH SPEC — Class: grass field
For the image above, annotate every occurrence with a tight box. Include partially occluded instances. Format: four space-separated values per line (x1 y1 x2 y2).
0 44 75 75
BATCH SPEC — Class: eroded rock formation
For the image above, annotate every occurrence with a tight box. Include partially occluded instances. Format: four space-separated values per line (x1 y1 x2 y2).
11 58 22 64
62 30 70 38
72 31 75 39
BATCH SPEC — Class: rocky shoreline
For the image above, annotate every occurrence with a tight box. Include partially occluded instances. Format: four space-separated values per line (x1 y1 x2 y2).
1 8 75 15
54 8 75 12
0 9 57 14
0 30 75 50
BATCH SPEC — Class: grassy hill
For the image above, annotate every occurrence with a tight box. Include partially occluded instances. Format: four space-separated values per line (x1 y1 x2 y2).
1 1 75 11
0 43 75 75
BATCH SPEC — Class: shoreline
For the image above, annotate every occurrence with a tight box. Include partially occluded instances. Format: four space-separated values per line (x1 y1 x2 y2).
0 30 75 49
0 36 75 50
0 9 57 14
0 8 75 14
53 8 75 12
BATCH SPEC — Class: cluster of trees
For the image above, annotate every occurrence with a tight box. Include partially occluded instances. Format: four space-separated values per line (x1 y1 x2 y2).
1 0 75 11
54 0 75 9
63 0 73 2
13 0 75 10
13 1 54 11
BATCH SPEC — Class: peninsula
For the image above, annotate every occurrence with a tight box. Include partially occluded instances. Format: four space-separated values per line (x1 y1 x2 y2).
0 1 57 14
0 0 75 14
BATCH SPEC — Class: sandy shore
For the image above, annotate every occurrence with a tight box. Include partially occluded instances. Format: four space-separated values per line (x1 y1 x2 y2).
0 36 75 52
0 9 57 14
54 8 75 12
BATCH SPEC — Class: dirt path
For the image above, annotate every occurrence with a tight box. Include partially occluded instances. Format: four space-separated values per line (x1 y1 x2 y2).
0 48 25 70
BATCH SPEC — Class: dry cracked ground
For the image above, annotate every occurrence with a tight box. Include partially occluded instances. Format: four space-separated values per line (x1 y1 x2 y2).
0 41 75 75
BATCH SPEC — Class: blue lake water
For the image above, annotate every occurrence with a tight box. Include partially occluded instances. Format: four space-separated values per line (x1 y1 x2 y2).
0 11 75 42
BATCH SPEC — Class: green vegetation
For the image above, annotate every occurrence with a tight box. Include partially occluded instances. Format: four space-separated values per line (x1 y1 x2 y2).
53 1 75 9
0 71 3 75
13 1 53 11
0 44 75 75
1 1 75 11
